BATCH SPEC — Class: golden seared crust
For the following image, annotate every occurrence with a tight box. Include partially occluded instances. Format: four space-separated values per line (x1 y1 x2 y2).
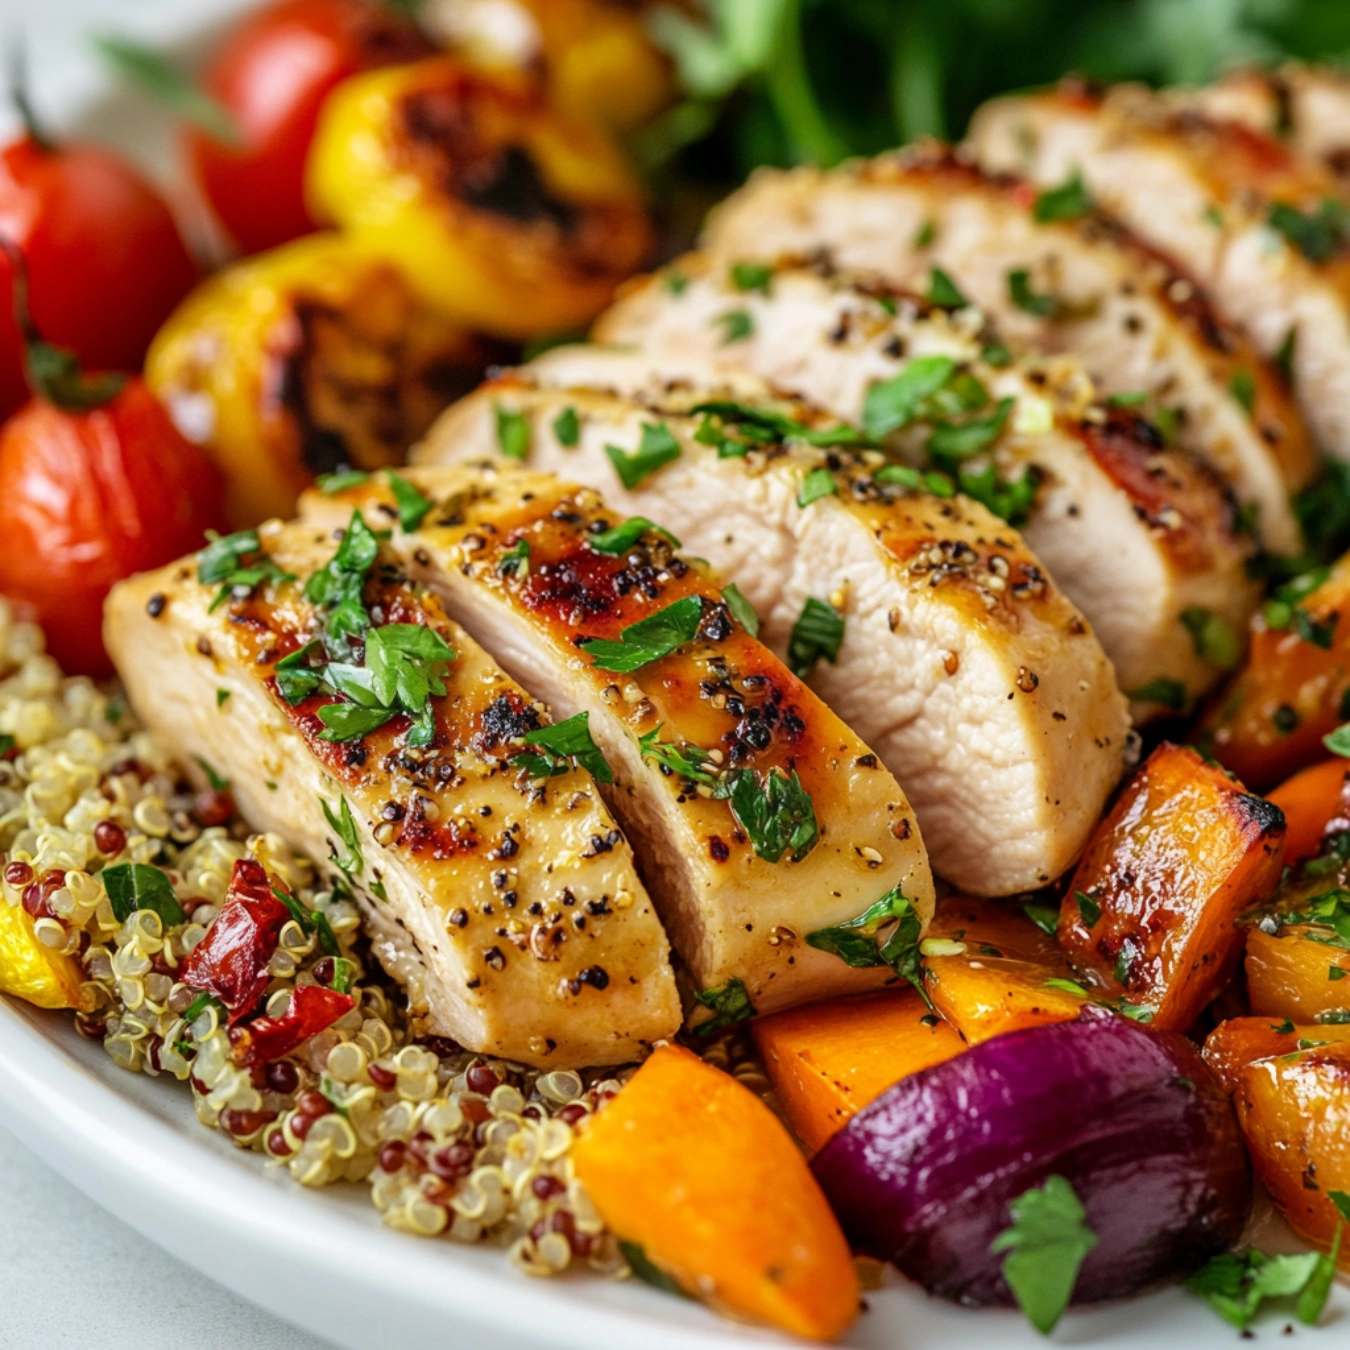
104 521 680 1067
300 464 935 1021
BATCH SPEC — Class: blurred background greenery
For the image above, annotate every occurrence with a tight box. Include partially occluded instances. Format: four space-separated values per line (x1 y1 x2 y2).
642 0 1350 180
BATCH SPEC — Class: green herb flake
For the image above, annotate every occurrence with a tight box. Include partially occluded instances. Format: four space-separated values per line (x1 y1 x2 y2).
691 976 755 1035
192 756 229 792
1181 606 1242 671
580 595 704 674
1331 1192 1350 1222
387 470 432 533
1268 197 1350 264
494 403 531 461
797 466 838 508
730 261 773 294
722 583 759 637
1186 1236 1341 1329
322 795 363 876
619 1240 688 1297
317 702 395 743
92 34 240 144
787 597 844 678
1325 723 1350 757
1230 369 1257 416
1043 976 1090 997
513 712 613 785
197 528 296 612
365 623 455 715
316 469 370 494
927 397 1015 461
990 1175 1098 1335
1033 171 1092 222
1275 328 1297 386
552 405 580 447
1271 1019 1296 1035
303 510 380 656
662 269 688 297
638 724 714 784
982 341 1014 368
588 516 680 555
215 689 230 708
1023 901 1060 935
806 886 926 998
862 355 957 439
273 641 324 706
1125 677 1189 711
1331 965 1347 981
926 267 967 309
1106 390 1149 407
1007 268 1058 317
102 862 185 926
713 768 818 864
605 421 682 490
715 309 754 344
1075 890 1102 928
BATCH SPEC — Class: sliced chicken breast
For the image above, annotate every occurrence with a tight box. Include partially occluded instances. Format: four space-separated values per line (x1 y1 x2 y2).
968 79 1350 464
298 464 934 1022
680 145 1314 553
416 357 1130 896
104 517 679 1067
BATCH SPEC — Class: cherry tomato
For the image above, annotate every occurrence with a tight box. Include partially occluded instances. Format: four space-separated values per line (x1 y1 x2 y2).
187 0 432 254
0 137 199 421
0 377 225 677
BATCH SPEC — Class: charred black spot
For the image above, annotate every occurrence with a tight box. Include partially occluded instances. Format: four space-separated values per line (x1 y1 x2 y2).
568 964 610 994
1235 791 1287 839
477 693 541 749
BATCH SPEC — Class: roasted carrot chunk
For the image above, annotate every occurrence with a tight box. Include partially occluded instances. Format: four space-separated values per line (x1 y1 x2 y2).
752 987 964 1154
1203 1016 1350 1093
1267 759 1350 867
1234 1041 1350 1264
0 899 88 1011
571 1044 859 1341
920 896 1088 1044
1198 555 1350 791
1059 743 1285 1029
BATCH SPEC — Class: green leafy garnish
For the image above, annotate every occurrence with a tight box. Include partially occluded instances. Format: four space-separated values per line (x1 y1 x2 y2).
273 641 324 706
927 397 1014 460
1043 976 1090 997
316 702 395 743
806 885 926 997
495 403 530 460
1033 171 1092 222
197 529 296 612
862 355 957 438
497 539 531 578
1230 369 1257 416
552 405 580 447
1186 1234 1341 1329
303 511 379 656
1075 891 1101 928
1275 328 1297 386
588 516 680 555
619 1240 688 1297
787 597 844 677
1268 197 1350 264
329 957 357 995
605 421 682 489
1181 606 1242 670
991 1175 1098 1335
797 466 837 507
580 596 705 673
215 689 231 708
713 768 818 864
365 624 455 716
722 583 759 637
715 309 754 344
1007 268 1058 317
387 471 432 533
926 266 967 308
193 756 229 792
691 977 755 1034
316 470 370 494
1125 677 1189 711
271 885 340 956
638 725 715 783
1024 901 1060 935
730 261 773 294
91 34 240 144
322 795 363 876
513 712 613 784
102 863 185 926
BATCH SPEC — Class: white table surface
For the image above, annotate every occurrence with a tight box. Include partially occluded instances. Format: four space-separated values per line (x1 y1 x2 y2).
0 1123 334 1350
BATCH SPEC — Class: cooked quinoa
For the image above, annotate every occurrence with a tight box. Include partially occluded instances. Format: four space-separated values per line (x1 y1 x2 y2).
0 597 634 1278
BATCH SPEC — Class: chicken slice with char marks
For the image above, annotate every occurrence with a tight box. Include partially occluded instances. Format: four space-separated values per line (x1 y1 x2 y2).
678 144 1314 554
968 79 1350 466
104 518 679 1067
299 463 934 1022
417 358 1129 896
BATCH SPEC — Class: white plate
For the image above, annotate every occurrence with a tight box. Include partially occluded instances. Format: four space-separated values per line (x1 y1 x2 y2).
0 4 1345 1345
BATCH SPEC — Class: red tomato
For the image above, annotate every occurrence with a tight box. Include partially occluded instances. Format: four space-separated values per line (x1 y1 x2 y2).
0 138 199 421
0 378 225 677
187 0 431 254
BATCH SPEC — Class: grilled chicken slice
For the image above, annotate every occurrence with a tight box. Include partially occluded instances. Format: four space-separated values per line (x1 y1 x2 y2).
585 281 1259 711
417 357 1130 896
104 518 679 1067
682 145 1314 553
298 464 934 1021
968 79 1350 464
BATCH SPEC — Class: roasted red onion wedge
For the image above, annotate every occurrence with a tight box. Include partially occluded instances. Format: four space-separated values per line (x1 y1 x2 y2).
810 1009 1250 1307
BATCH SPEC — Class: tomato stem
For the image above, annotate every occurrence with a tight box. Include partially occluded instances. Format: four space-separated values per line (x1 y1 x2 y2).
8 45 55 153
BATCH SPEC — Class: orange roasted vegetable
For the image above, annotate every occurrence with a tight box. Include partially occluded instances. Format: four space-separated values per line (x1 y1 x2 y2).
1198 555 1350 790
0 897 89 1011
146 233 496 527
1203 1015 1350 1093
751 987 964 1154
306 56 653 338
571 1044 859 1341
1060 743 1285 1029
1232 1041 1350 1264
1268 758 1350 867
921 896 1088 1044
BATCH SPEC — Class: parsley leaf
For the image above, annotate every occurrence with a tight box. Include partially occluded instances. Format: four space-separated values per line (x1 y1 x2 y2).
552 405 580 447
1024 901 1060 935
806 885 926 997
1230 369 1257 416
991 1176 1098 1335
926 266 967 308
691 977 755 1035
271 885 339 957
321 795 363 876
588 516 680 555
513 712 614 784
797 466 837 507
274 641 324 706
497 539 530 578
1007 268 1058 317
722 583 759 637
1181 606 1242 670
317 702 394 743
715 309 754 344
387 470 432 532
495 403 530 460
1186 1239 1340 1329
927 397 1015 460
730 261 773 294
316 469 369 494
619 1240 688 1297
1033 170 1092 222
713 767 818 863
365 624 455 715
605 421 682 489
787 597 844 677
102 862 186 926
638 724 715 783
862 355 957 438
197 529 295 611
1075 890 1102 928
580 595 705 673
303 510 379 656
1268 198 1350 264
1126 677 1189 711
1044 976 1090 997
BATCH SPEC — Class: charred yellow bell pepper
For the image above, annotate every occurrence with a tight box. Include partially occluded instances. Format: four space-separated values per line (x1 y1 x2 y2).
0 900 88 1011
146 232 497 528
435 0 675 133
305 56 654 339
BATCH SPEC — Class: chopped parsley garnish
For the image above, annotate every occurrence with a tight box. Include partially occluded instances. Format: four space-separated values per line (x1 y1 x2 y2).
806 885 926 998
797 466 837 507
691 977 755 1035
271 885 340 956
329 957 357 995
497 539 531 578
926 266 967 308
605 421 682 489
1332 1192 1350 1221
1075 891 1101 928
1106 390 1149 407
513 712 614 784
1263 567 1334 648
662 268 688 296
690 400 868 453
215 688 230 708
103 863 185 925
914 219 937 248
182 991 224 1024
303 510 379 657
1181 606 1241 670
1007 267 1058 317
730 261 773 294
1125 677 1189 711
274 641 324 705
1186 1232 1341 1329
1033 171 1092 222
1269 885 1350 946
366 624 455 717
387 470 432 532
494 403 530 460
638 724 715 783
322 795 363 876
1023 901 1060 935
1268 197 1350 264
787 597 844 678
588 516 680 555
715 309 754 344
552 405 580 447
991 1175 1098 1335
1230 369 1257 416
619 1241 688 1297
862 355 957 438
713 767 818 864
193 755 229 792
580 595 705 673
722 583 759 637
197 528 295 612
316 469 369 494
875 463 956 496
926 396 1014 460
1275 327 1297 385
1043 976 1090 997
